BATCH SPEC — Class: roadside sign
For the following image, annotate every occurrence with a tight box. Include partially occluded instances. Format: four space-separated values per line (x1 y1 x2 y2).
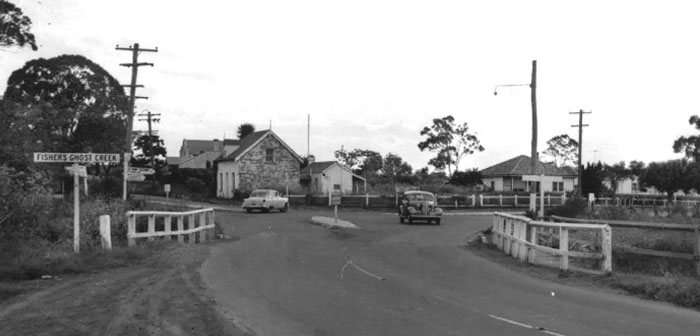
34 152 120 164
64 165 87 177
126 172 146 182
331 191 341 206
128 167 155 175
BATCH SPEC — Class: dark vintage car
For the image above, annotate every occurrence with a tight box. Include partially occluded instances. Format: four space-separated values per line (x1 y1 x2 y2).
397 190 443 225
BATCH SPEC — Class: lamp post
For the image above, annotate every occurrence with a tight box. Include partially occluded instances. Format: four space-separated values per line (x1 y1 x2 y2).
494 60 539 214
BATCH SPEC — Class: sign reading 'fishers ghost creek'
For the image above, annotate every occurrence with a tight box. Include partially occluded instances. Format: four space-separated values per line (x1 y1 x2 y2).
34 152 121 163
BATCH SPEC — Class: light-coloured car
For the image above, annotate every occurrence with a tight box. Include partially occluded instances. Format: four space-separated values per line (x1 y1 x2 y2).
397 190 443 225
242 189 289 213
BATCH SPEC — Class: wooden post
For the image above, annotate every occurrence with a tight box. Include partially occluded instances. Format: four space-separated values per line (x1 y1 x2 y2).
559 226 569 271
127 213 136 247
366 193 369 207
472 195 476 207
499 195 503 207
518 221 527 261
99 215 111 250
199 212 207 242
147 214 155 241
547 194 551 206
454 198 458 208
528 225 537 263
602 225 612 274
479 194 484 207
189 214 195 243
514 194 518 207
177 215 184 243
164 215 172 241
73 162 80 253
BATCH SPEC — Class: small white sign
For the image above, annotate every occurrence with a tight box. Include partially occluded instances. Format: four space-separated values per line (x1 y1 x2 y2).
65 165 87 177
128 167 155 175
126 172 146 182
34 152 121 163
164 184 171 193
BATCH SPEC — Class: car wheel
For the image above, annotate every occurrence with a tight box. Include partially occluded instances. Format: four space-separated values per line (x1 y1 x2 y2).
280 204 289 213
246 208 253 213
263 207 271 213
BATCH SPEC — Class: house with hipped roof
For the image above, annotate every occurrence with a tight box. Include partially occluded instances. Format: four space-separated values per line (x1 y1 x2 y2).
215 130 303 198
300 160 367 194
480 155 578 193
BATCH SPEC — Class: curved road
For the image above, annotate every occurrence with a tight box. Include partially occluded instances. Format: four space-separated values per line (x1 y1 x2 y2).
202 209 700 336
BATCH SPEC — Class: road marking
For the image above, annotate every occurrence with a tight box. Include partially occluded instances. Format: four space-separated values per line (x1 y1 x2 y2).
340 259 386 281
489 314 566 336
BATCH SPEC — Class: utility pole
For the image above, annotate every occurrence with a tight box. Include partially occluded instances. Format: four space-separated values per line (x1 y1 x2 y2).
137 110 161 168
571 109 591 199
116 43 158 153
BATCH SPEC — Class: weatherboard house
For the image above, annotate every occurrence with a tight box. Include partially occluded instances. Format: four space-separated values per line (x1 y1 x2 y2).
300 160 367 194
480 155 577 193
215 130 303 198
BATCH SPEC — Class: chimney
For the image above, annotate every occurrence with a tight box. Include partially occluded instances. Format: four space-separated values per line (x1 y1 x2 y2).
307 154 316 164
213 139 221 152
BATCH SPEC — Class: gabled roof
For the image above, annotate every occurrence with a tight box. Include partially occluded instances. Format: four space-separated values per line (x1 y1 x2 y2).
300 161 367 181
216 130 303 163
182 138 236 155
480 155 577 177
166 157 181 165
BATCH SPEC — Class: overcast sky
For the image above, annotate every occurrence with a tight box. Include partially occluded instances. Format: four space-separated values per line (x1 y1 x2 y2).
3 1 700 171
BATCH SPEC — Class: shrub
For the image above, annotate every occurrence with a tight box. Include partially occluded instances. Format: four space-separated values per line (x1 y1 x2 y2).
546 198 589 218
185 177 207 193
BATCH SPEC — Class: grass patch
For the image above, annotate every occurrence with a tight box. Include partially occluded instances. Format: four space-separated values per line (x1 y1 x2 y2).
606 273 700 310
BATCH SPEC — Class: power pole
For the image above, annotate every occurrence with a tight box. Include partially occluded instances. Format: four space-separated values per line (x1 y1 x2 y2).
138 110 161 186
116 43 157 153
570 109 591 199
530 60 538 178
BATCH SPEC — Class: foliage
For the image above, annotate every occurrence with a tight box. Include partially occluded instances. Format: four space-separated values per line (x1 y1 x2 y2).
1 55 128 163
448 169 482 187
334 147 384 181
546 198 589 218
673 115 700 161
581 161 608 196
382 153 412 183
237 123 255 139
639 159 694 201
131 134 167 169
602 161 632 196
541 134 578 167
417 115 485 175
161 167 216 197
0 0 37 51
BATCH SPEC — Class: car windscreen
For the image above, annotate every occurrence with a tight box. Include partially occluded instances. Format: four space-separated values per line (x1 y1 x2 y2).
406 193 434 202
250 191 272 198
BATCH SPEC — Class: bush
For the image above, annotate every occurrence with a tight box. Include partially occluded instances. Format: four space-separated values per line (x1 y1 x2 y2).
546 198 589 218
184 177 207 193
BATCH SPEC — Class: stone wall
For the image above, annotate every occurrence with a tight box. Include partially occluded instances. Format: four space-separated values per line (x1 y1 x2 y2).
238 135 301 192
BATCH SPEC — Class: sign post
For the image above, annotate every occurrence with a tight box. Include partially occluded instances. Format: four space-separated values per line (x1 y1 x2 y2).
34 152 120 253
164 184 171 200
123 152 130 201
331 190 341 224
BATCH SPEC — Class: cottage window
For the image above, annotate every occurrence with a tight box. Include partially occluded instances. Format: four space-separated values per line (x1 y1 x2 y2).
266 149 274 162
552 181 564 192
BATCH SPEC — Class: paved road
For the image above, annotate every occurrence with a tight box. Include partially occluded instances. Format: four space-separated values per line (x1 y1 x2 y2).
202 209 700 336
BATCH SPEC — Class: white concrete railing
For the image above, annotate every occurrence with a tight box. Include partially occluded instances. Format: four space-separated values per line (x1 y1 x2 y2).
491 212 612 275
127 208 216 246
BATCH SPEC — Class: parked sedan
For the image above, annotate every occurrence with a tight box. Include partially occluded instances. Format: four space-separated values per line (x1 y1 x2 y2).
242 189 289 213
397 190 443 225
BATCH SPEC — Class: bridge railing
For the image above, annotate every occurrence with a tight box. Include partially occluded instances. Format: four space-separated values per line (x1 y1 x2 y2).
127 208 215 246
491 212 612 275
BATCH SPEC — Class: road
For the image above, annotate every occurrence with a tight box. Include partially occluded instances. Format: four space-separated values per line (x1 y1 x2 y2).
202 208 700 336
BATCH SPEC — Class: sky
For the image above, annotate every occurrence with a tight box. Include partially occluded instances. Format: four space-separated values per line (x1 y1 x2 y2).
3 0 700 171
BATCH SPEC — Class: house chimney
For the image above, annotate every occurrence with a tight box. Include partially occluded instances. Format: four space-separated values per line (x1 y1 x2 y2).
307 154 315 164
213 139 221 152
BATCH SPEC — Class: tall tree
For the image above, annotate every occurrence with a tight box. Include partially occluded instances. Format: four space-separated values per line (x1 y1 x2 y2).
237 123 255 139
541 134 578 167
1 55 128 158
673 115 700 161
417 115 484 175
0 0 37 51
639 159 693 202
581 161 607 196
131 135 167 168
382 153 412 183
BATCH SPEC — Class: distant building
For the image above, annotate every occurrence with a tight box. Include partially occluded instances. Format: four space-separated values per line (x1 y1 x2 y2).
300 160 367 194
215 130 303 198
168 138 240 169
480 155 578 193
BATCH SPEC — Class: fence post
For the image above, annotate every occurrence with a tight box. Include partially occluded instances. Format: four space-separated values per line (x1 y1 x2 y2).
147 214 156 241
127 213 136 247
177 215 184 243
559 226 569 271
99 215 112 250
164 215 172 237
561 193 566 205
189 214 196 243
199 212 207 242
455 198 458 208
528 225 537 263
471 195 476 207
514 194 518 207
479 194 484 207
366 193 369 207
547 194 551 206
602 225 612 274
499 195 503 207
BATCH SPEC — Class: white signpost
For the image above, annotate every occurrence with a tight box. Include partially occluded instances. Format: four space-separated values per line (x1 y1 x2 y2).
122 154 156 199
34 152 121 253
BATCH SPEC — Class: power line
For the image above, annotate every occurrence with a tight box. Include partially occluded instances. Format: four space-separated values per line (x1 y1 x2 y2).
116 43 158 153
570 109 592 198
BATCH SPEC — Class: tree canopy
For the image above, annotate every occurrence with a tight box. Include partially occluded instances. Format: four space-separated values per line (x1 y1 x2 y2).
0 0 37 51
237 123 255 139
673 115 700 161
131 134 167 169
417 115 484 175
639 159 694 201
541 134 578 167
1 55 127 165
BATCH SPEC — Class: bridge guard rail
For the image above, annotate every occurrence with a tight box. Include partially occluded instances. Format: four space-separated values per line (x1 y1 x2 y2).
127 208 216 246
491 212 612 275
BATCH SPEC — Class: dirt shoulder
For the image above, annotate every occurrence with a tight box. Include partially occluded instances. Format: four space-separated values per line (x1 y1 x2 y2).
0 242 252 336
